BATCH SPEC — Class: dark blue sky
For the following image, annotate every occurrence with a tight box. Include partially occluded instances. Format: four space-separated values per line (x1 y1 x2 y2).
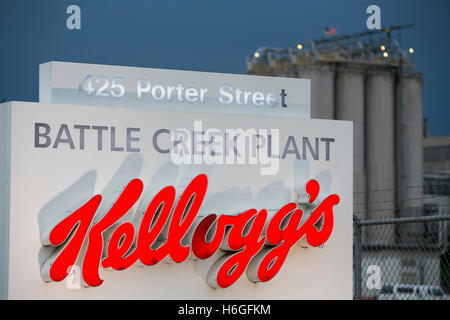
1 0 449 135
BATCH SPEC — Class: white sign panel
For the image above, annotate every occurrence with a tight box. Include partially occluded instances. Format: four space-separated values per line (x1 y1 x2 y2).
0 101 352 299
39 61 310 118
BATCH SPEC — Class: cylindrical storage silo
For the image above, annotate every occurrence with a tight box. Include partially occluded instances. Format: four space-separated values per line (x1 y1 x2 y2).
335 67 366 220
395 72 424 243
297 65 335 119
366 70 396 243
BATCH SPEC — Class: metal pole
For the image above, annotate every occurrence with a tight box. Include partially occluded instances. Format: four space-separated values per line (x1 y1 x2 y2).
440 207 449 255
354 215 362 299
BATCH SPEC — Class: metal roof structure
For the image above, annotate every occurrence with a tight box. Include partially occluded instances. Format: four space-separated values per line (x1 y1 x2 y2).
246 25 416 75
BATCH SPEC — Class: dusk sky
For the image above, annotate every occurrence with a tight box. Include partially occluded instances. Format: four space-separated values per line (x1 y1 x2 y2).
1 0 448 135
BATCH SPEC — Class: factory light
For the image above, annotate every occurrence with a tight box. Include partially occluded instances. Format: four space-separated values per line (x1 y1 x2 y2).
254 52 260 58
383 52 389 58
297 43 303 50
380 45 386 51
409 48 414 54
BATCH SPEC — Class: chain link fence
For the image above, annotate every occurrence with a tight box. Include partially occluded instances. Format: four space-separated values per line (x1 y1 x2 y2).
353 214 450 300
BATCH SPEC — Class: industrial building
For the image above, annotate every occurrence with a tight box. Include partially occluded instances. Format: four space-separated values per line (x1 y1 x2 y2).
424 134 450 209
246 25 423 243
245 26 450 296
423 135 450 294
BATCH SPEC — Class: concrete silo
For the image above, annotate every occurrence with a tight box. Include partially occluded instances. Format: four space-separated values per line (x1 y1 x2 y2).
335 67 366 219
365 70 396 242
398 73 424 214
395 73 424 242
297 65 335 119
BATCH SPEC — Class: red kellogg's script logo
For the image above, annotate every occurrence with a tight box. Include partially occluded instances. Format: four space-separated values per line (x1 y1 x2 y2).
40 174 340 288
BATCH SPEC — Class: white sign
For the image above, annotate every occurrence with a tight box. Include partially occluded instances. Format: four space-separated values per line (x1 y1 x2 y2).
39 61 311 118
0 101 352 299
